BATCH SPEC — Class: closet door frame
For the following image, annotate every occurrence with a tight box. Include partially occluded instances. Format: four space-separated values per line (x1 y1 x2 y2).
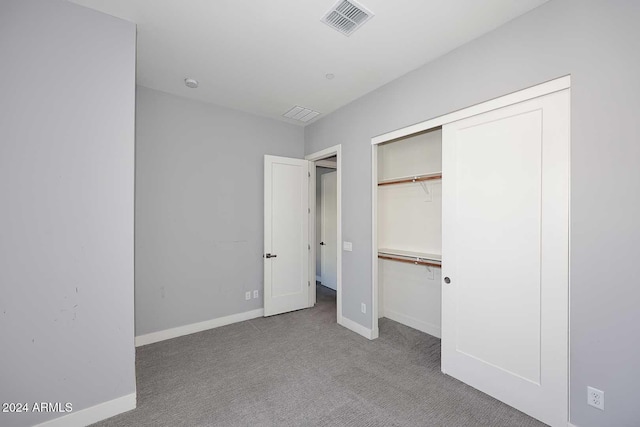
370 74 571 418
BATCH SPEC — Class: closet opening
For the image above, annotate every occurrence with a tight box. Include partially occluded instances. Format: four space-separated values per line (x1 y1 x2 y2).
374 128 443 339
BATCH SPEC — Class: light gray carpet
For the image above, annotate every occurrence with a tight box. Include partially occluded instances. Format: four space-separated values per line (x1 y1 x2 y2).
93 285 546 427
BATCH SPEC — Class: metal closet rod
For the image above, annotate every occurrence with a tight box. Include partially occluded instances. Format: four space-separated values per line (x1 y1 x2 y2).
378 254 441 268
378 173 442 186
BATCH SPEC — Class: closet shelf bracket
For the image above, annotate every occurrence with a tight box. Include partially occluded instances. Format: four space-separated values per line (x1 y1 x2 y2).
419 181 432 201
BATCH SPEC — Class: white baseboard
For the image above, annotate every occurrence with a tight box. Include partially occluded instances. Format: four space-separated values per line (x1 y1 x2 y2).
34 392 136 427
135 308 264 347
568 423 578 427
339 316 376 340
384 309 441 338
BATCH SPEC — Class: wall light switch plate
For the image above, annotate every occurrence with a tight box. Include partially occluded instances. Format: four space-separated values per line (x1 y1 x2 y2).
253 290 259 299
343 241 353 251
245 291 251 301
361 303 366 314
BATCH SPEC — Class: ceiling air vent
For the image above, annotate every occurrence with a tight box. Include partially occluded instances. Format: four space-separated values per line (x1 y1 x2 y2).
283 106 321 123
321 0 374 36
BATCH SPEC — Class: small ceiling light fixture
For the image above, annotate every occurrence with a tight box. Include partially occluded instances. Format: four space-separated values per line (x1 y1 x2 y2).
325 73 335 80
184 78 199 89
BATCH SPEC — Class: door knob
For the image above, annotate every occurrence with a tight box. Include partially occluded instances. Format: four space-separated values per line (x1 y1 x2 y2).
320 242 326 245
444 277 451 284
265 253 277 259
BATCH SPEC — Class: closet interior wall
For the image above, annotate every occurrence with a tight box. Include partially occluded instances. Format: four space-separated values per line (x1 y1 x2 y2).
377 128 442 338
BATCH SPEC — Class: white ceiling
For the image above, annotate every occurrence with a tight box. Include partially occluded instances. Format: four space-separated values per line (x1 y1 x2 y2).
69 0 548 125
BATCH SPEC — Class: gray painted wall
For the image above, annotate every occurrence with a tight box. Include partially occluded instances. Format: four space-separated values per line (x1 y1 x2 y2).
0 1 136 426
135 87 304 336
305 1 640 425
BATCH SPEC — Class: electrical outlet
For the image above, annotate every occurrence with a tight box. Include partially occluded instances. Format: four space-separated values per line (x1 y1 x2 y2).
361 303 366 314
587 386 604 411
343 241 353 251
253 290 259 299
245 291 251 301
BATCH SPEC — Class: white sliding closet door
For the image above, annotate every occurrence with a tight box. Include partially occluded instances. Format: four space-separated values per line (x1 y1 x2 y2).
441 90 569 427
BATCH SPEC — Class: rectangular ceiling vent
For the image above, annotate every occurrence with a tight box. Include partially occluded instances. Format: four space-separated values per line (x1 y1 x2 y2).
321 0 374 36
283 105 321 123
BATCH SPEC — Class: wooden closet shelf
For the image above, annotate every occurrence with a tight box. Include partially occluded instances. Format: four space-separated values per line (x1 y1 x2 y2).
378 254 441 268
378 249 441 268
378 172 442 186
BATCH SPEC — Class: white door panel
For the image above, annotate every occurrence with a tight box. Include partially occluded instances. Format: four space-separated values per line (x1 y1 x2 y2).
442 90 569 426
320 171 337 290
264 155 310 316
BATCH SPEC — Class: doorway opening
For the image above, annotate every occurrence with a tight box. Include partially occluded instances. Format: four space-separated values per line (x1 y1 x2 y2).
315 157 337 312
306 145 342 324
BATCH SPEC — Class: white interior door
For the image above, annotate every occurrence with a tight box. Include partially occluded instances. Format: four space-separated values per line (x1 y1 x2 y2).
441 89 569 427
264 155 310 316
320 171 337 290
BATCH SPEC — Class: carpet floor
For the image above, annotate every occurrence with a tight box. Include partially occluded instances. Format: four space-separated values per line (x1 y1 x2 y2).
93 285 546 427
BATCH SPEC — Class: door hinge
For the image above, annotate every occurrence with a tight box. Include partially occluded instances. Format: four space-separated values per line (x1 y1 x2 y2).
308 244 311 250
308 171 311 177
308 207 311 214
308 281 311 287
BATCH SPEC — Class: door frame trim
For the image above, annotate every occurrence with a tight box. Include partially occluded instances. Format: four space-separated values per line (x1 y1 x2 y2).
306 145 342 325
370 75 571 423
